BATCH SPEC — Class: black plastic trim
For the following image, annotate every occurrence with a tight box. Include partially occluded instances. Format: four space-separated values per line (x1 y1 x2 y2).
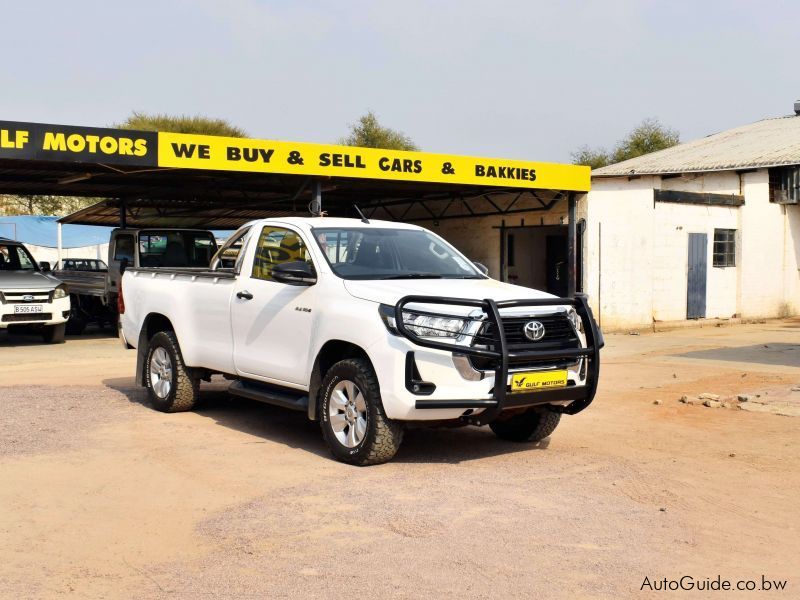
228 379 309 412
405 351 436 395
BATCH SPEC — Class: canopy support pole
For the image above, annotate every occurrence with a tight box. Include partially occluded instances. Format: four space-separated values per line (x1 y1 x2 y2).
57 222 63 269
310 180 322 216
567 192 577 297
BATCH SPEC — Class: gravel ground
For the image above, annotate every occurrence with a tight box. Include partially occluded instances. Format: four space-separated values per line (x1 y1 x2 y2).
149 447 686 599
0 385 140 457
1 322 799 598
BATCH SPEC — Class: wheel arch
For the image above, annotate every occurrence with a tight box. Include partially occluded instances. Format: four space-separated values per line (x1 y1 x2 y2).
308 339 374 421
135 313 176 386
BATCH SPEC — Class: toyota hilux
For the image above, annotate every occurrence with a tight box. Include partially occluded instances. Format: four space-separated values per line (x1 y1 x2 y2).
119 217 602 465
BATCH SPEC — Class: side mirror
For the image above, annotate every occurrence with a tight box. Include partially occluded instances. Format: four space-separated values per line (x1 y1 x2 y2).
272 261 317 286
39 261 51 272
472 261 489 276
119 257 129 275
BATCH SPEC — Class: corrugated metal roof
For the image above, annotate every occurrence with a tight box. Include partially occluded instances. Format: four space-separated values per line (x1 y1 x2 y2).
593 115 800 177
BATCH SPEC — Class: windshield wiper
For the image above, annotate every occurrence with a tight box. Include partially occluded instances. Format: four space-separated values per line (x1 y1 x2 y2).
381 273 444 279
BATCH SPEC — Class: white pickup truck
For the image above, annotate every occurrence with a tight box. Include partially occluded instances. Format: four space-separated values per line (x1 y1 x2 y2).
119 217 602 465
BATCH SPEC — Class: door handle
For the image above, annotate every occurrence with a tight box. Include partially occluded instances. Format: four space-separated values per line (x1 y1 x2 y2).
236 290 254 300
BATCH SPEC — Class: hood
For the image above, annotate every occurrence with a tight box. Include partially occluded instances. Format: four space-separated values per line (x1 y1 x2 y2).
344 278 564 317
0 271 62 290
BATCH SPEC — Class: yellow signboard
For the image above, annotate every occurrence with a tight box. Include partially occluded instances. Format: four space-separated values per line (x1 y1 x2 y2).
0 120 590 192
158 132 590 192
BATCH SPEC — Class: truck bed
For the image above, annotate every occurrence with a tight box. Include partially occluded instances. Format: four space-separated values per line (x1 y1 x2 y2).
54 269 107 296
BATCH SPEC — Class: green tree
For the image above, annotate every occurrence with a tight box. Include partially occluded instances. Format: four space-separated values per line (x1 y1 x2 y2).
339 111 419 151
572 118 679 169
570 146 613 170
0 194 96 217
116 111 247 137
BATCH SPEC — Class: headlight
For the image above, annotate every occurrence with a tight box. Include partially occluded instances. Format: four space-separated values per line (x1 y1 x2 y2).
379 304 467 338
567 307 583 333
52 284 68 300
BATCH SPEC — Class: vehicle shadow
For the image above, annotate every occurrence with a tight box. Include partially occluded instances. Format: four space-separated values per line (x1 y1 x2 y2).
103 376 329 459
0 325 115 347
102 377 548 465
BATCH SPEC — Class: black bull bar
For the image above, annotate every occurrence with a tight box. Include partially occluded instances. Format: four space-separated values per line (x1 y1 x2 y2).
394 294 603 425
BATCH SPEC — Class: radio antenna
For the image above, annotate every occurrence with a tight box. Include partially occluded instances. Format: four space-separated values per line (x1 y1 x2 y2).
353 204 370 224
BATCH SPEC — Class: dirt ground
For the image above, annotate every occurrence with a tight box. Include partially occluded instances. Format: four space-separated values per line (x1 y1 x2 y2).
1 321 799 599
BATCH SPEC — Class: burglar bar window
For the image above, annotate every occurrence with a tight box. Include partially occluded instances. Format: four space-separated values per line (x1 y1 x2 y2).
769 166 800 204
712 229 736 267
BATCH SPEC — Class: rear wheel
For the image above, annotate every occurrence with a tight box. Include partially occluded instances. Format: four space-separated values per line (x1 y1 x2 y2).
145 331 198 412
42 323 66 344
490 408 561 442
319 358 403 466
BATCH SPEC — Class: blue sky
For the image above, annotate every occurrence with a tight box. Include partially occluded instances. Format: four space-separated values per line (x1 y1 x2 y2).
1 0 798 162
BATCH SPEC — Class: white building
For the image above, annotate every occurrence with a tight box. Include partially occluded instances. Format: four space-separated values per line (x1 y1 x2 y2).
586 111 800 330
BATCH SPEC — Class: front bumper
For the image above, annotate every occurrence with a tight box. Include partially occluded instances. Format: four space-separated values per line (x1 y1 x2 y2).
389 294 603 425
0 293 70 328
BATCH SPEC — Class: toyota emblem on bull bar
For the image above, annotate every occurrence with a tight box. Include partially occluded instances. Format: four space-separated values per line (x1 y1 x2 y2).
523 320 546 342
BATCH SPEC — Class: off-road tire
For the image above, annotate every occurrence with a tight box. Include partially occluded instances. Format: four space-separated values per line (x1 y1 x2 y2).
42 323 66 344
145 331 198 413
490 408 561 442
319 358 403 466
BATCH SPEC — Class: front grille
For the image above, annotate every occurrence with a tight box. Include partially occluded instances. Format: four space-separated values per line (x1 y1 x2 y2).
469 314 581 371
2 313 53 322
2 291 52 303
474 315 578 345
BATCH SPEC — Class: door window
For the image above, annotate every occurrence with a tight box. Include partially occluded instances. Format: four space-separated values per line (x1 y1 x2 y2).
113 234 135 262
213 227 251 271
252 226 312 282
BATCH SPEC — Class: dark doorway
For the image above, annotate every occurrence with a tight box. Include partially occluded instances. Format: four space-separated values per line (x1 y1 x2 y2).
546 234 568 297
502 225 581 295
687 233 707 319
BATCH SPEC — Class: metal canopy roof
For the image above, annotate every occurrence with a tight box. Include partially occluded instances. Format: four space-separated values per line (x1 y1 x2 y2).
0 119 588 228
593 115 800 177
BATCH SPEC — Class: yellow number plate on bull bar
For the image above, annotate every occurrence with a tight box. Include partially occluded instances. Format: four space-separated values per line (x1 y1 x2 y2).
510 370 568 392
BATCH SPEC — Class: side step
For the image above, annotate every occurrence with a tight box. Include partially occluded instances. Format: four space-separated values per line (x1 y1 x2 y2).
228 380 309 412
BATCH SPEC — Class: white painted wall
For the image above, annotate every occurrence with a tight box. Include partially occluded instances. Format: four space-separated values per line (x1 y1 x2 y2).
583 177 657 330
25 243 109 267
587 169 799 330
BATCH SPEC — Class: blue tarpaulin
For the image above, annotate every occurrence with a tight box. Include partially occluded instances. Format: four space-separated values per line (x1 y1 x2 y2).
0 216 112 249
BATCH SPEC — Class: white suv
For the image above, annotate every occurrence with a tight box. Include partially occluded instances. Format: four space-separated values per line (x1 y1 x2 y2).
0 238 70 343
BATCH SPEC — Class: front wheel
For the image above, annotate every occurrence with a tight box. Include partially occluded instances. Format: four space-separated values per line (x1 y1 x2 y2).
319 358 403 466
490 408 561 442
145 331 198 413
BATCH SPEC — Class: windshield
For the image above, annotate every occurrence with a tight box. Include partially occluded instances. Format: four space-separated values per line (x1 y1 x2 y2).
313 227 483 280
0 243 37 271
